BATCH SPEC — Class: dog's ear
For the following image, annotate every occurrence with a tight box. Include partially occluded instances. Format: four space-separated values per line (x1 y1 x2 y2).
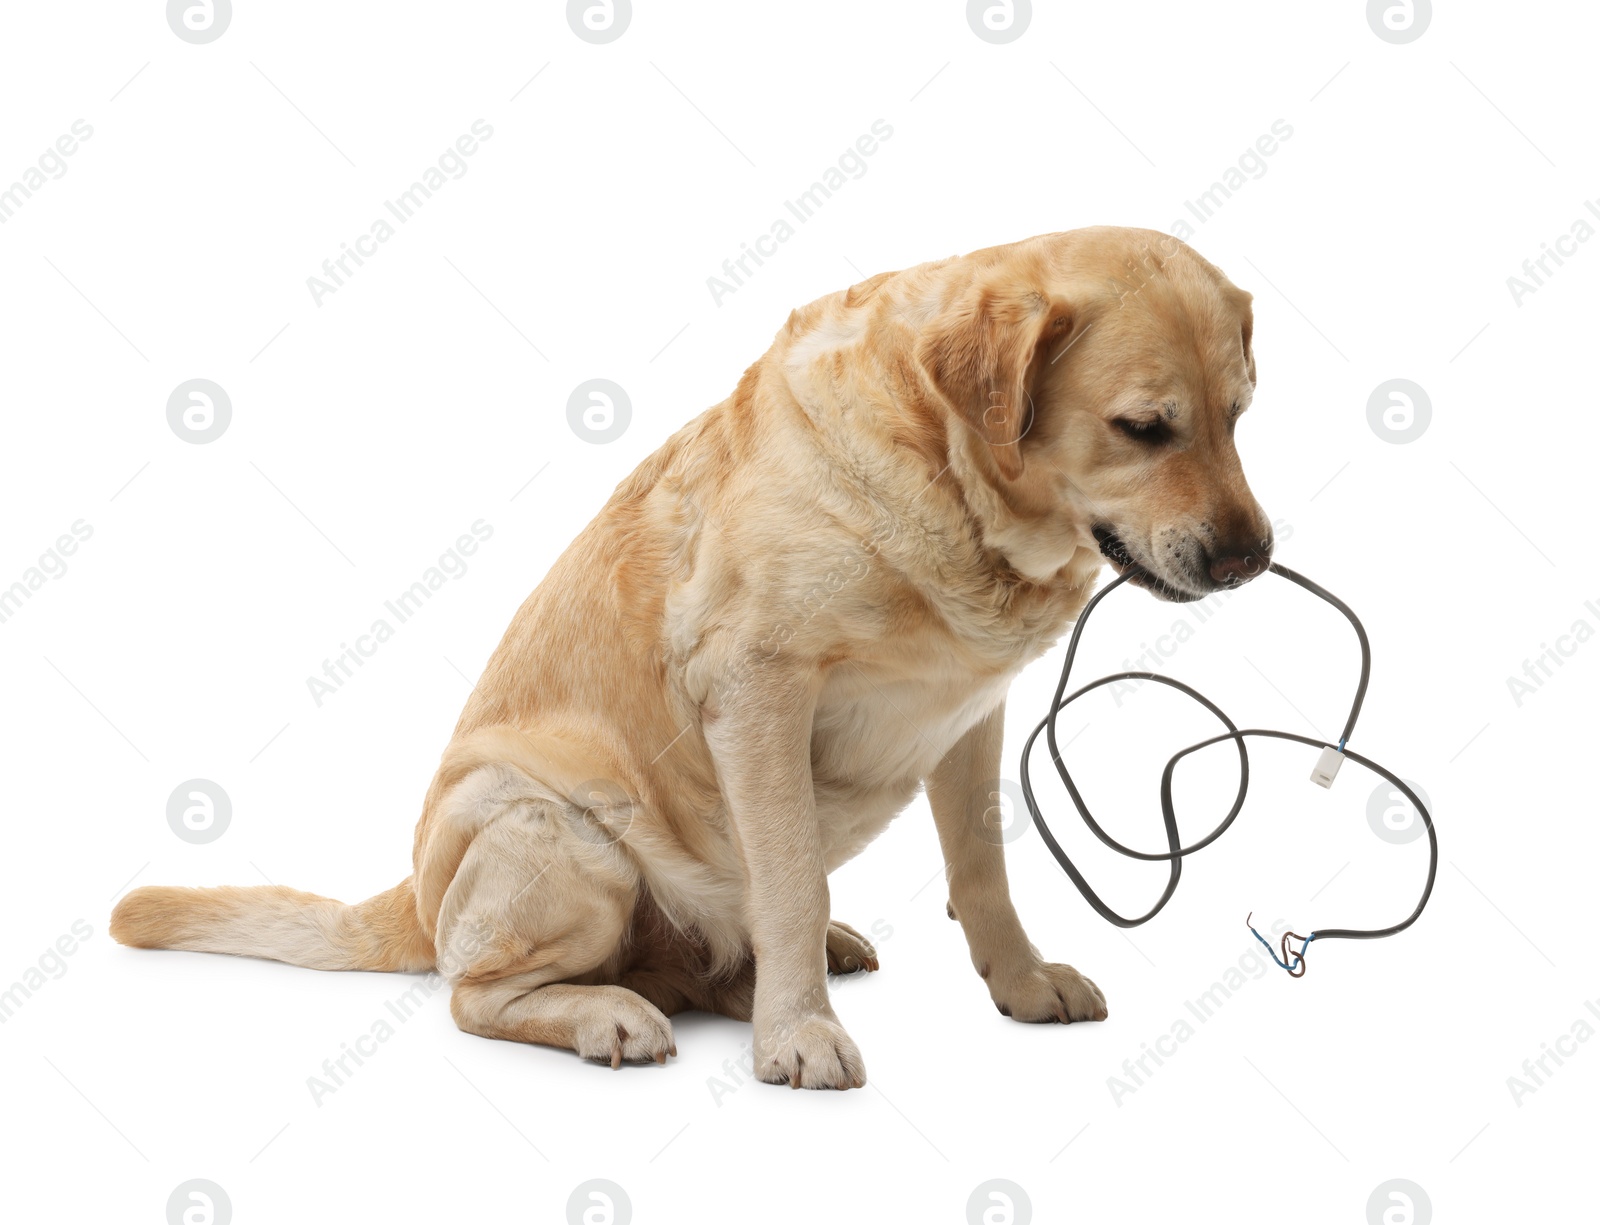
1237 291 1257 387
916 284 1075 481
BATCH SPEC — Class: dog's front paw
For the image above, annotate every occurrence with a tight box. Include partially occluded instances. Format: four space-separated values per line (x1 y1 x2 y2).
990 961 1107 1024
754 1012 866 1089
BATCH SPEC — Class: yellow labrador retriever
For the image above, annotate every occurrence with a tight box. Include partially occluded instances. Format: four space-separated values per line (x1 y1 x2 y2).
113 226 1273 1089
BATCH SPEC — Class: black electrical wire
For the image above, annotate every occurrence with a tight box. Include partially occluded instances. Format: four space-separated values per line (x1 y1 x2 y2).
1019 561 1438 976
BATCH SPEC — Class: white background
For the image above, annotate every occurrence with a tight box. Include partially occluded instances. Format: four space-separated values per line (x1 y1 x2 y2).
1 2 1594 1222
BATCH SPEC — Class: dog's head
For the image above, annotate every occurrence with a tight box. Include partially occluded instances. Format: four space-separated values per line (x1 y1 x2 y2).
915 228 1272 601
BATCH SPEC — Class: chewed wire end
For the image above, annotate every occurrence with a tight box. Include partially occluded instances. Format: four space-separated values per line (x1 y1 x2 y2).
1247 912 1316 978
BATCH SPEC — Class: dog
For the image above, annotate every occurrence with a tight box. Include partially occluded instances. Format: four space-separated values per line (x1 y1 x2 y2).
112 226 1273 1089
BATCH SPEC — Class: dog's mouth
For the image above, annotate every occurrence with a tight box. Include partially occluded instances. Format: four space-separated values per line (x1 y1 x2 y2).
1092 526 1205 604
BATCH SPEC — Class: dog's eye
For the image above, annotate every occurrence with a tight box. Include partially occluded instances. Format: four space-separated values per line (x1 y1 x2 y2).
1112 417 1169 444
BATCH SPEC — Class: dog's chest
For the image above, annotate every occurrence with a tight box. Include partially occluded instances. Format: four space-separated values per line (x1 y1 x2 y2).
807 570 1070 795
805 572 1092 841
813 656 1013 788
806 654 1013 868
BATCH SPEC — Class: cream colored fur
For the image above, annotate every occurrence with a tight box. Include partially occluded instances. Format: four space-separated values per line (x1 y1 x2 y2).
113 227 1272 1089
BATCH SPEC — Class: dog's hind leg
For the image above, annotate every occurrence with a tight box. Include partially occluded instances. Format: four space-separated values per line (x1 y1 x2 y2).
452 979 676 1068
425 761 677 1067
825 920 879 974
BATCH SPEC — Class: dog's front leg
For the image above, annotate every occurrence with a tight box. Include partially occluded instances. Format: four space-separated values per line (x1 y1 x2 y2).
927 703 1108 1024
706 670 865 1089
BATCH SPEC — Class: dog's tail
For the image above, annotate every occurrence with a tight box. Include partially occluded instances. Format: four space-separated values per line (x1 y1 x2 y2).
109 877 436 972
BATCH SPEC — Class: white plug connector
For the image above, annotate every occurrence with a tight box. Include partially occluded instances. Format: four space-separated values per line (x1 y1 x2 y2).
1310 746 1344 788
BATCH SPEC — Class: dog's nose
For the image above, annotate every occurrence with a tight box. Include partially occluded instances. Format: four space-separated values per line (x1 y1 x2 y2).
1209 551 1267 587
